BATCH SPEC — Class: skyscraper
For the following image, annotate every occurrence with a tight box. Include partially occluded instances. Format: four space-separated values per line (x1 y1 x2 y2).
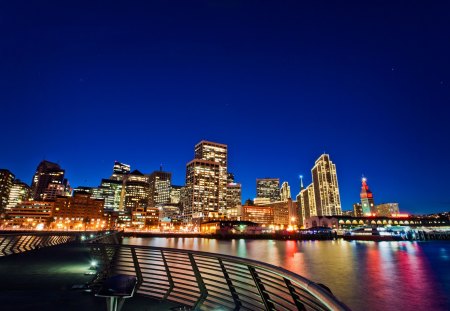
360 177 375 215
110 161 130 181
148 170 172 206
299 183 317 225
122 170 150 212
226 182 242 209
256 178 280 202
6 179 30 211
280 181 291 202
92 179 123 211
30 160 66 201
311 154 342 216
0 169 15 213
184 140 228 222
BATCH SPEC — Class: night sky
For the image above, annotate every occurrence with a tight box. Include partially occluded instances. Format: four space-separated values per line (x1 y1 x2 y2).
1 1 449 214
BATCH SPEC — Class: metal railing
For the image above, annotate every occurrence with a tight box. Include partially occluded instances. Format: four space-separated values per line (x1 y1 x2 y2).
90 244 350 311
0 233 74 256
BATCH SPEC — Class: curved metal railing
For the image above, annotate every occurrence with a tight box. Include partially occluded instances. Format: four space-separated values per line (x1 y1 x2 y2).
90 244 350 311
0 232 74 256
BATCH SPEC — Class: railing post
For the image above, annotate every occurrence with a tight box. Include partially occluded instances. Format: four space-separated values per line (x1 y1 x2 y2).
160 250 174 300
248 266 275 310
189 253 208 310
130 247 143 289
284 278 306 311
218 258 241 310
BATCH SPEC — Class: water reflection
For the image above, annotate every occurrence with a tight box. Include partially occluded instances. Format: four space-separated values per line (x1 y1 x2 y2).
124 237 450 310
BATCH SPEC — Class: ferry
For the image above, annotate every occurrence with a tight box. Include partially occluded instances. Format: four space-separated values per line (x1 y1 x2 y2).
343 226 404 241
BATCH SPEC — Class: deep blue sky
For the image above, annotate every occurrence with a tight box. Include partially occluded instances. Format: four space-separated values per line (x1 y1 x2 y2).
1 1 449 214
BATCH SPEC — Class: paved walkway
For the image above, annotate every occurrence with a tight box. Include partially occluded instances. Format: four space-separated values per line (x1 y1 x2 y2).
0 244 181 311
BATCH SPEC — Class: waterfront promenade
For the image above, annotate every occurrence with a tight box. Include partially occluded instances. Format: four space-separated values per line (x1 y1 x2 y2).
0 244 178 311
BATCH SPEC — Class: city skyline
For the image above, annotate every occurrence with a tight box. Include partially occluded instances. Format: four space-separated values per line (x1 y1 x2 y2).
0 145 422 214
1 1 450 214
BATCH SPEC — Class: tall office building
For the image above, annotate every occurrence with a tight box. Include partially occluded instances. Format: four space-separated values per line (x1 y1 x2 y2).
6 179 30 211
226 183 242 209
280 181 291 202
110 161 130 181
122 170 150 212
170 185 182 204
256 178 280 202
148 170 172 206
92 179 123 211
195 141 228 212
30 160 66 201
299 184 317 224
353 203 363 217
0 169 15 213
311 154 342 216
184 141 228 221
360 177 375 215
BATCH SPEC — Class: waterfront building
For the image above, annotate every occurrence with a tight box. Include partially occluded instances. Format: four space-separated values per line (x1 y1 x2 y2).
226 182 242 209
158 204 180 221
131 205 159 228
53 192 105 230
299 184 317 224
122 170 150 212
110 161 130 181
305 214 450 229
200 220 259 234
376 203 400 217
149 170 172 206
256 178 280 202
169 185 182 204
280 181 291 202
360 177 375 215
184 141 228 222
266 200 291 228
92 179 123 211
239 205 274 225
311 154 342 216
353 203 363 217
0 169 15 213
6 180 30 211
6 201 54 228
295 175 305 227
30 160 66 201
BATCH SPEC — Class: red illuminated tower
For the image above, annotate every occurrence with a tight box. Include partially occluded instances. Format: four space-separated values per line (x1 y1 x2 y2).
360 177 375 215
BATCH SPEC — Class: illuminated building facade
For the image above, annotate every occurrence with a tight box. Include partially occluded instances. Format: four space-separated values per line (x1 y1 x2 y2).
6 179 30 211
360 177 375 215
280 181 291 201
376 203 400 217
110 161 130 181
184 159 220 221
92 179 123 211
0 169 15 213
53 193 106 229
149 170 172 206
226 183 242 209
256 178 280 202
122 170 150 212
184 141 228 222
30 160 67 201
131 206 159 228
240 205 274 225
311 154 342 216
170 185 182 204
72 186 94 195
299 184 317 224
194 140 228 213
6 201 53 228
353 203 363 217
